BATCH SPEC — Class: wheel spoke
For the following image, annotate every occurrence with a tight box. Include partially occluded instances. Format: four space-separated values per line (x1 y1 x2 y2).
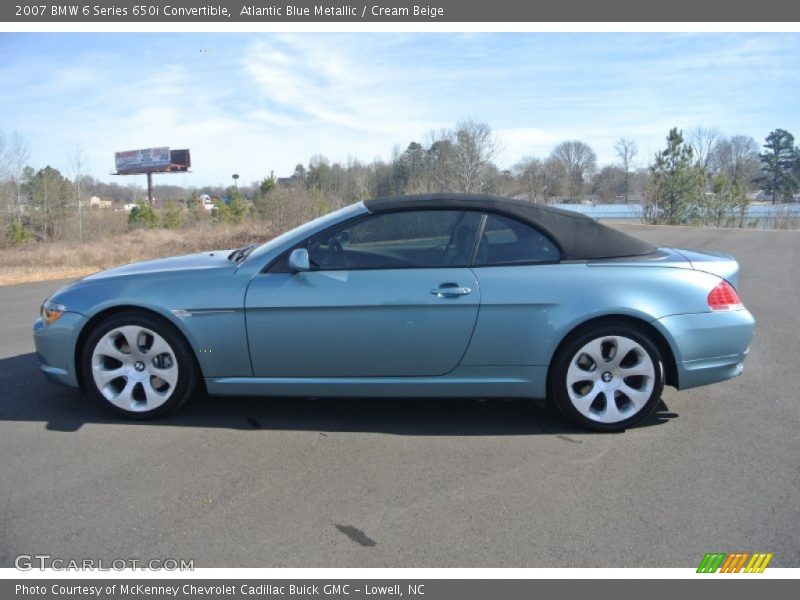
601 390 623 423
100 335 130 361
92 366 126 388
580 338 607 367
153 363 178 387
609 336 638 368
107 378 137 409
117 326 143 355
620 361 653 377
567 360 597 387
144 334 171 358
620 382 653 411
570 388 600 419
142 378 166 406
568 379 597 401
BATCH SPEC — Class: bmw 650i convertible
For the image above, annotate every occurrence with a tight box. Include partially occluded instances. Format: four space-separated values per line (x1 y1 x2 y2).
33 193 755 431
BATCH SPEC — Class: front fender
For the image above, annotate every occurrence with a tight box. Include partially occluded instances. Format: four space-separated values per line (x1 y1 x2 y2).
48 271 253 379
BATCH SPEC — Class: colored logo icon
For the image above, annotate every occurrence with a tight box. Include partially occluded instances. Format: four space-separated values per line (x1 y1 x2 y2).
697 552 773 573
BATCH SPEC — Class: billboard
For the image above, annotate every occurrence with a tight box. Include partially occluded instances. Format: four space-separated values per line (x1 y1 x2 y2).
169 149 191 171
114 147 171 173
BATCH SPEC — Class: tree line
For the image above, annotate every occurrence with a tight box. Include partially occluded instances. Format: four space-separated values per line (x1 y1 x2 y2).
2 121 799 245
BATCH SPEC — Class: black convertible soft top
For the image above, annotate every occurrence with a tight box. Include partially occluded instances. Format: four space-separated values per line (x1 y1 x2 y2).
364 193 656 260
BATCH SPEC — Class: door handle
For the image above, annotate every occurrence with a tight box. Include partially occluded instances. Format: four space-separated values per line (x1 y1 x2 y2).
430 282 472 298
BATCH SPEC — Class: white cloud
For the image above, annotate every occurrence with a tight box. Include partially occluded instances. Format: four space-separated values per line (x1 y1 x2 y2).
3 33 798 186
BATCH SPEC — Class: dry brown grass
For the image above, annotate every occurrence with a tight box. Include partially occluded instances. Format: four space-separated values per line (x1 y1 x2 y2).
0 188 335 285
0 221 280 286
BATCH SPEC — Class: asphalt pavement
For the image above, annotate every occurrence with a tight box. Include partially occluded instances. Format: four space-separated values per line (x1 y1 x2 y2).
0 225 798 568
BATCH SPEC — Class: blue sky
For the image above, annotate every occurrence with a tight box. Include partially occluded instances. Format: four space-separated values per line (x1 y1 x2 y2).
1 32 798 187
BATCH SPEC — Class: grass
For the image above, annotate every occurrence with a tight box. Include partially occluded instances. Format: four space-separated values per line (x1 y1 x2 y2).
0 221 278 286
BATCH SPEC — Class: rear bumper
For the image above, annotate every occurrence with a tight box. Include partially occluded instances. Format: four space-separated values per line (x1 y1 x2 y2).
655 309 755 390
33 312 87 388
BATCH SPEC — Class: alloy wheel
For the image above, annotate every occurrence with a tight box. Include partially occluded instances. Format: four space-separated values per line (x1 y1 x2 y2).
565 335 656 424
90 325 179 412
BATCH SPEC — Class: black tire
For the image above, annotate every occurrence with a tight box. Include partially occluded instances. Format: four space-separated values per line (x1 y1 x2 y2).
549 321 664 432
80 310 199 419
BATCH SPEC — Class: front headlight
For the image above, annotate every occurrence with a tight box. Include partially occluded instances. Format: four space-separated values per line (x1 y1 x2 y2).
41 299 67 325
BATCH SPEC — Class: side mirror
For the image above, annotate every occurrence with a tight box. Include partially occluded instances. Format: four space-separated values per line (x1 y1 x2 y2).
288 248 310 272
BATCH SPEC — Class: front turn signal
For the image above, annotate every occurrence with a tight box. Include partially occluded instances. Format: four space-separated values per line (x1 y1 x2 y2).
41 299 67 325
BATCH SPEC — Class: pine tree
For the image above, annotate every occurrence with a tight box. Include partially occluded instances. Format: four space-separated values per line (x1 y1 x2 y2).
650 128 703 225
24 165 73 241
259 171 277 195
757 129 799 203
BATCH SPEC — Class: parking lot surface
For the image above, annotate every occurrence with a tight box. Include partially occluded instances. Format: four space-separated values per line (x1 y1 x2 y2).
1 225 798 567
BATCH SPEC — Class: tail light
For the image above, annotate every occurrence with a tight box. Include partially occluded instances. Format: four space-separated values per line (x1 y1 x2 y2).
707 281 743 311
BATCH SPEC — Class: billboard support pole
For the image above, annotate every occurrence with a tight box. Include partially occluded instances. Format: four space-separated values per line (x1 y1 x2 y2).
147 172 154 206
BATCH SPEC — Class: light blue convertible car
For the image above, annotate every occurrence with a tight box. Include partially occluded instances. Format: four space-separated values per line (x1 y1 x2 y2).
33 194 755 431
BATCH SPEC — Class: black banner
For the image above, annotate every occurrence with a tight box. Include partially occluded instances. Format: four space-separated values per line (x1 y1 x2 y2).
4 579 798 600
3 0 800 22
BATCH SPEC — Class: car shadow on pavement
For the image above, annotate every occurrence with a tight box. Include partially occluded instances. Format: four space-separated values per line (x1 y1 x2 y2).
0 353 678 435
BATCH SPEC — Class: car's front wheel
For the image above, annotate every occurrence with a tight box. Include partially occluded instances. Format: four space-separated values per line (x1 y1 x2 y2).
550 322 664 432
81 311 198 419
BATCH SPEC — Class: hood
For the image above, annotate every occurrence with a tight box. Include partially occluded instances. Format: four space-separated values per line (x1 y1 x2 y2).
82 250 236 281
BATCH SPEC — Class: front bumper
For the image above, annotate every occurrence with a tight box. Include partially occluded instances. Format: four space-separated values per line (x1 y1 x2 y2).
655 308 755 390
33 312 87 388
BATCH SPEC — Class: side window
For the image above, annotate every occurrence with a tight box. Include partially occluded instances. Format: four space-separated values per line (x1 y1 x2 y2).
474 214 560 265
307 210 481 269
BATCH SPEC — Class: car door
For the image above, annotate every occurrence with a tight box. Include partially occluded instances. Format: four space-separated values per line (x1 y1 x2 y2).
460 213 564 368
244 210 482 377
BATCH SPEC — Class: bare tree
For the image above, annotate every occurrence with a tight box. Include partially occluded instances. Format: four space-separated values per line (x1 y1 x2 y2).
424 128 456 192
68 144 89 242
592 165 627 202
0 131 6 174
541 156 561 203
712 135 760 185
633 169 654 222
411 122 502 194
687 126 721 173
550 140 597 202
8 132 30 223
450 120 502 193
514 156 545 202
0 132 10 228
711 134 760 227
614 137 638 201
343 155 372 203
513 156 560 203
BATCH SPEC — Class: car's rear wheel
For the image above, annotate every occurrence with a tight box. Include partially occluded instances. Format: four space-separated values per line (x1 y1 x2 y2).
81 311 198 419
550 322 664 432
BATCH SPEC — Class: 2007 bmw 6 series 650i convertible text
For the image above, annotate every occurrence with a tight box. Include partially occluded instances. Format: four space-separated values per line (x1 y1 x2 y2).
33 194 755 431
